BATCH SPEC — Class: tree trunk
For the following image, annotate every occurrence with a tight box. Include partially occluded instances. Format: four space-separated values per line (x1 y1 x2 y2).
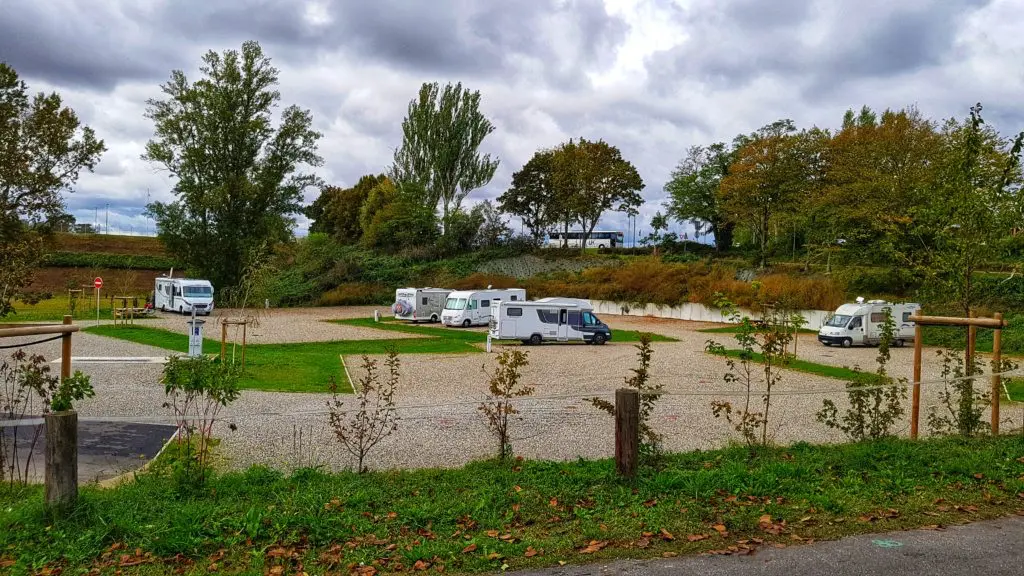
714 221 735 253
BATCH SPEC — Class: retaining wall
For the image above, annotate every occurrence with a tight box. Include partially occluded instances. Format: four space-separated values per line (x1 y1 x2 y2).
590 300 832 329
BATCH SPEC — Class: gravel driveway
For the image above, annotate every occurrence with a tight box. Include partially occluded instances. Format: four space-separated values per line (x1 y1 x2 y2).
2 310 1018 476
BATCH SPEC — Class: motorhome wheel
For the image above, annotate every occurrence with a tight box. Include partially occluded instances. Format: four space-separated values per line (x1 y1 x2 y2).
593 333 607 345
895 339 905 348
529 334 542 346
462 319 471 328
841 337 852 348
431 314 438 322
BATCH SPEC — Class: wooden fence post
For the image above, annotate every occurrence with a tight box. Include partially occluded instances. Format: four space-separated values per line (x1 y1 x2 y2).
615 388 639 478
992 312 1003 435
61 315 72 380
911 324 922 440
220 321 227 363
44 411 78 514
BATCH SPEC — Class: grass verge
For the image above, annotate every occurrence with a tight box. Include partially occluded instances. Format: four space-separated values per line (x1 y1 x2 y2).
83 325 480 393
1 436 1022 574
4 299 157 323
709 349 881 384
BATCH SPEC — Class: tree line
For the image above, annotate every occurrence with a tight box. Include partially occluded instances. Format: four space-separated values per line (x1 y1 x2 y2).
2 39 1022 314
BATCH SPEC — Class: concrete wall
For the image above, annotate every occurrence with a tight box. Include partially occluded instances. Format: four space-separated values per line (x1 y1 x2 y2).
591 300 832 329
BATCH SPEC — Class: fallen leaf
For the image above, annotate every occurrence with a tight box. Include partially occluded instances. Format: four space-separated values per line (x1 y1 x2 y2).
599 523 608 532
643 499 658 507
549 497 559 508
800 516 812 523
461 544 477 554
524 546 540 557
412 559 431 571
660 528 675 541
387 512 398 520
512 504 521 513
487 553 502 561
268 566 283 576
974 473 984 479
758 514 772 525
636 537 651 549
712 524 728 535
579 540 609 554
486 530 499 538
514 486 522 492
662 552 678 558
687 534 708 542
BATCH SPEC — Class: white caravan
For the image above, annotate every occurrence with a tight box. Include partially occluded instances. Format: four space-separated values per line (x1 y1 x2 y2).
817 298 921 348
441 288 526 327
392 287 452 323
489 297 613 345
154 277 215 315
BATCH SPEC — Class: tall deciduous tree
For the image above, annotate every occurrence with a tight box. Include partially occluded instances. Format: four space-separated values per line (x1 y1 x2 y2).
359 178 439 251
664 142 736 251
720 120 807 268
0 62 105 316
390 82 499 231
498 150 554 243
307 174 386 242
551 138 643 250
143 41 323 289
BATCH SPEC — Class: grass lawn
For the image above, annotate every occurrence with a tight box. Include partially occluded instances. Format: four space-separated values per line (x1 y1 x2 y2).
84 325 480 393
1 435 1022 574
709 348 881 384
1005 378 1024 402
335 317 679 343
4 297 157 323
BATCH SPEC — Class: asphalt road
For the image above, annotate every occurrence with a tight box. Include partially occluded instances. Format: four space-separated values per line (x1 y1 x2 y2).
511 515 1024 576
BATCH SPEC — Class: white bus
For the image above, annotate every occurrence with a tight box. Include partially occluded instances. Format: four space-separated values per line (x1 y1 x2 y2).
545 230 624 249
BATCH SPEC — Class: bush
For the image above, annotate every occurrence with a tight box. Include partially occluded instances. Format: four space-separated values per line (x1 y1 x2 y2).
318 283 393 306
41 251 178 270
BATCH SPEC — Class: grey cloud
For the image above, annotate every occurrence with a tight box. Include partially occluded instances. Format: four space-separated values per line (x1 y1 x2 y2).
646 0 992 95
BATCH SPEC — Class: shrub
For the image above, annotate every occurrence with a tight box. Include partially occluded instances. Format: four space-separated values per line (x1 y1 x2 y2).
327 349 400 473
318 283 393 306
478 349 534 460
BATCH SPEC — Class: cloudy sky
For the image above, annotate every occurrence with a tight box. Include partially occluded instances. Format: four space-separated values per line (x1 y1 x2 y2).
3 0 1023 243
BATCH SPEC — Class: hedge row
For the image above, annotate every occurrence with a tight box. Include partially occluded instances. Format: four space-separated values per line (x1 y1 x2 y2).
42 251 178 270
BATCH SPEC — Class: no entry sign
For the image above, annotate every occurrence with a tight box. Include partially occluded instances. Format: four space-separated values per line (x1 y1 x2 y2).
94 277 103 289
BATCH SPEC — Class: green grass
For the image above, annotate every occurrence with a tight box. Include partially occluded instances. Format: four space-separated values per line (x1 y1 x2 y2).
84 324 480 393
1005 378 1024 402
4 298 156 323
1 435 1022 575
335 317 679 343
711 349 881 384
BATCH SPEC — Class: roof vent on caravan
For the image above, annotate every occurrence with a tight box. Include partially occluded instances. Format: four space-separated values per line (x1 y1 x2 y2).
855 296 865 304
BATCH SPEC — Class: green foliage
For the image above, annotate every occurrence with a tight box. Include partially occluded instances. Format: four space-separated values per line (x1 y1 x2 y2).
498 150 555 243
390 81 499 230
161 356 241 491
817 307 907 440
479 349 534 460
360 178 440 251
143 40 323 290
40 251 177 270
0 63 105 318
927 349 990 438
664 143 737 251
2 435 1022 573
306 174 387 241
50 371 94 413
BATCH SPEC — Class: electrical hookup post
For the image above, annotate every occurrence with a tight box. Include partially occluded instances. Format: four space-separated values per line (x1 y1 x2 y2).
186 308 205 357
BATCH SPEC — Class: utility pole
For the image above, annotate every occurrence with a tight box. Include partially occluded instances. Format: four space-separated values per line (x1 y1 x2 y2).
105 203 109 235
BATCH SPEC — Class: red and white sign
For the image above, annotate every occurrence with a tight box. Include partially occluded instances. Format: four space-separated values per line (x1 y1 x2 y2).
94 277 103 289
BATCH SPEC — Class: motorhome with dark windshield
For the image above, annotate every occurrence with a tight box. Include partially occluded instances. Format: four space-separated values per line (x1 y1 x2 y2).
489 297 612 345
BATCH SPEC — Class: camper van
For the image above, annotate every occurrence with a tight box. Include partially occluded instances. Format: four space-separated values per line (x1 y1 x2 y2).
441 288 526 327
392 287 452 323
154 277 215 315
817 298 921 348
489 297 612 345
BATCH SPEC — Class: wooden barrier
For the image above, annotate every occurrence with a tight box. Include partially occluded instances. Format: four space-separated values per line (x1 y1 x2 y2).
615 388 639 478
220 318 250 368
907 313 1007 439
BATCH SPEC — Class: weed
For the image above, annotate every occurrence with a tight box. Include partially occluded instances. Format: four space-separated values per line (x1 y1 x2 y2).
588 334 664 461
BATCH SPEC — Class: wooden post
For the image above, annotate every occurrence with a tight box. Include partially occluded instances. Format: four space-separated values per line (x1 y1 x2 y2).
966 310 977 372
61 315 72 381
241 322 247 369
44 411 78 514
615 388 639 478
220 321 227 362
911 324 923 440
992 312 1003 435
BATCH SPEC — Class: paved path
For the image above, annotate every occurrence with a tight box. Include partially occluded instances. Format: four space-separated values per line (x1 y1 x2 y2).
511 516 1024 575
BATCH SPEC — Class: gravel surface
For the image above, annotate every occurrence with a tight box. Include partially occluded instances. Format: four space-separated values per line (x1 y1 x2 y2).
2 310 1019 476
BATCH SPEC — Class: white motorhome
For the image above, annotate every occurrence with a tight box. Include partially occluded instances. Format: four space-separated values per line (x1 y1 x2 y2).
489 297 612 345
392 287 452 323
441 288 526 327
154 277 215 315
817 298 921 348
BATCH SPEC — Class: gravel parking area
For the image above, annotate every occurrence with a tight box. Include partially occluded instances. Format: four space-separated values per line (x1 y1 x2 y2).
2 309 1018 477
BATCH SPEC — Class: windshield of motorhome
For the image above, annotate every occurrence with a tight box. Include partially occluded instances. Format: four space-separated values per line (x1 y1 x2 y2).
445 298 467 310
184 286 212 297
825 314 851 327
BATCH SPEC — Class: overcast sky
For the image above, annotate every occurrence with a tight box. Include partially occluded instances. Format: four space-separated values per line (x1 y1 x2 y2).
3 0 1023 243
